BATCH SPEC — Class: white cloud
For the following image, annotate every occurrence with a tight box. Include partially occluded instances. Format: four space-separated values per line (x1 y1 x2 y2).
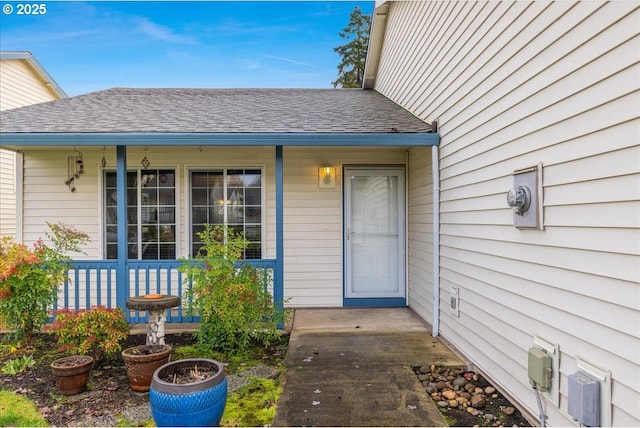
133 17 198 45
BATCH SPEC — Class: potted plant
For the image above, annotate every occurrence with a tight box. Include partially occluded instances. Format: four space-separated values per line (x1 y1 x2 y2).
122 343 172 392
178 224 286 354
46 306 129 395
0 222 89 345
149 358 227 427
46 306 130 365
50 355 94 396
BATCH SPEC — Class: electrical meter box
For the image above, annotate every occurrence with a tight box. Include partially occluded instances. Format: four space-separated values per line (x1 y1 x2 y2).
528 347 552 391
568 371 600 427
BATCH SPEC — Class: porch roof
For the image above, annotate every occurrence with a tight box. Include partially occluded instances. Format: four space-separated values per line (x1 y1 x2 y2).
0 88 439 147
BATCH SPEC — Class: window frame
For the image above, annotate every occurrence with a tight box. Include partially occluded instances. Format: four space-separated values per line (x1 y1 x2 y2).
102 167 179 260
185 166 266 259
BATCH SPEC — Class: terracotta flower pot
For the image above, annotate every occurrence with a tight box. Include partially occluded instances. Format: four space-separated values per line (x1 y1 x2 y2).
122 344 172 392
50 355 94 396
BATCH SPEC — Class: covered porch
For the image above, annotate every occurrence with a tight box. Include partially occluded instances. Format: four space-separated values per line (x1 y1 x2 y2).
0 88 439 323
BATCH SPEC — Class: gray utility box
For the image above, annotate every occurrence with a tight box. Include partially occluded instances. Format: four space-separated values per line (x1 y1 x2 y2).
568 371 600 427
528 347 552 391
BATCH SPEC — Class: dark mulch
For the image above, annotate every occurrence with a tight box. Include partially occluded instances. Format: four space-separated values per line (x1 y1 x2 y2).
0 332 194 427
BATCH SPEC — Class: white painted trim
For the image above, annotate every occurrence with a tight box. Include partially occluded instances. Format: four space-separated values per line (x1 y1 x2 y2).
432 146 440 337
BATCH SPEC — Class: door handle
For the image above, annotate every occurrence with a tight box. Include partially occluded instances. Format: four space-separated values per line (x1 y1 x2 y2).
347 228 355 240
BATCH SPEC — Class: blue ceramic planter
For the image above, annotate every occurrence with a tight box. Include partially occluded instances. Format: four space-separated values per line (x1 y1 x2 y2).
150 359 227 427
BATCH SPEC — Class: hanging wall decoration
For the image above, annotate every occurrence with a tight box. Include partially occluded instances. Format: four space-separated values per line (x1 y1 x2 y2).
101 146 107 168
141 146 151 169
65 147 84 192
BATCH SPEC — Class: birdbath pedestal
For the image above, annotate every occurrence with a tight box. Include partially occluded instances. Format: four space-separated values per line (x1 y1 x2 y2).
126 294 181 345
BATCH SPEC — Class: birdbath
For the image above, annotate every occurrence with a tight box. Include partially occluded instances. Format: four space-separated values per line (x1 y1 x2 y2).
126 294 181 345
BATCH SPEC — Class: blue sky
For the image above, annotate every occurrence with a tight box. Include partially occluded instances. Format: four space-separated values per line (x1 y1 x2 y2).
0 1 373 96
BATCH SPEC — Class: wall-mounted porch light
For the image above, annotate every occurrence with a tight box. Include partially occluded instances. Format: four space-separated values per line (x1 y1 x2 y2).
318 165 336 188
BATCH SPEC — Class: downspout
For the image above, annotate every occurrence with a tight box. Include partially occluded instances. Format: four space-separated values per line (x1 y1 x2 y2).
431 145 440 337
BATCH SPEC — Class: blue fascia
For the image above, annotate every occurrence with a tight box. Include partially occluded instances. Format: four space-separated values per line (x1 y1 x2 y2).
0 132 440 147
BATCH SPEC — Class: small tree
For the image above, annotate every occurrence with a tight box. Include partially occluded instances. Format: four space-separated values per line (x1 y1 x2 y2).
332 6 371 88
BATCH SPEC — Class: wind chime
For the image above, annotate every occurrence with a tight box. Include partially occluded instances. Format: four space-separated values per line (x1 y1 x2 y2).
65 147 84 192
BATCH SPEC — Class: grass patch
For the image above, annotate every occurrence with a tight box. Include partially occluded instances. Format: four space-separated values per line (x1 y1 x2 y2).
0 390 48 427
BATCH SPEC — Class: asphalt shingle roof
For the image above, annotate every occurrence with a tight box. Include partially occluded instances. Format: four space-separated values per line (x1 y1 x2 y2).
0 88 431 134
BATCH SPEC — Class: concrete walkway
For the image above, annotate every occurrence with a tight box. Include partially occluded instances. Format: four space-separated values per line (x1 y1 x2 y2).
273 308 465 427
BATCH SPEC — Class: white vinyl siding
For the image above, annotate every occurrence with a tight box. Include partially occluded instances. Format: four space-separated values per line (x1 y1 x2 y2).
407 146 434 322
0 149 16 237
374 1 640 426
1 57 64 239
0 59 61 110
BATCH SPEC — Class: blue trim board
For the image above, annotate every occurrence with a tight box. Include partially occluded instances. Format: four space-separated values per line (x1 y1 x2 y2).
343 298 407 307
115 145 128 310
0 132 440 147
275 146 284 327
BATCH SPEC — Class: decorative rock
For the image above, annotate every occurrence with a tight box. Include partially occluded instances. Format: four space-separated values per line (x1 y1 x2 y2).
435 381 447 390
473 374 479 381
467 407 479 416
484 414 495 422
460 392 472 400
491 393 499 399
453 377 467 388
471 394 486 408
418 374 428 382
449 400 458 407
425 383 437 394
475 387 484 394
442 390 456 400
419 366 430 374
503 406 516 415
485 386 496 395
464 383 476 393
437 401 449 408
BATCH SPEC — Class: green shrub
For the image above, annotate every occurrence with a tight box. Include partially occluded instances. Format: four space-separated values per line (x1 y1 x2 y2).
0 222 89 344
46 306 130 364
180 224 285 354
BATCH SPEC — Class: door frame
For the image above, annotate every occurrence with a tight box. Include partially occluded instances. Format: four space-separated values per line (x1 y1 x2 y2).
343 165 407 307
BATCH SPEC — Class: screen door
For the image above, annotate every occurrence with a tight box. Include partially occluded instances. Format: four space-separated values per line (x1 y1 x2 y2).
344 167 405 300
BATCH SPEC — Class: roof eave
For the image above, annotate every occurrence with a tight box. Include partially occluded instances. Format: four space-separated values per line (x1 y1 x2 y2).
363 1 390 89
0 132 440 148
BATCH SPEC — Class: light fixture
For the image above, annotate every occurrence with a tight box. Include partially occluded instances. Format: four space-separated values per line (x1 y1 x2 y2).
318 164 336 188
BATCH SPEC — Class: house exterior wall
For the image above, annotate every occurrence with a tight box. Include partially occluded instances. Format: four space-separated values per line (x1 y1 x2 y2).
372 1 640 426
18 146 409 308
0 58 60 110
1 56 64 239
0 149 17 237
407 146 434 322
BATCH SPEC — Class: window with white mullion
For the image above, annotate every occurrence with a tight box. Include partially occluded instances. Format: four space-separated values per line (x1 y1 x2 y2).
104 169 176 260
190 169 262 259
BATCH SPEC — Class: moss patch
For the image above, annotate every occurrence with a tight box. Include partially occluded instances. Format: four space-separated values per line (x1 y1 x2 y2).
221 377 281 427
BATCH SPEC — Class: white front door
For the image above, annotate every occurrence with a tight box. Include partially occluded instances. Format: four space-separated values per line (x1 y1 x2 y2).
344 167 405 304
